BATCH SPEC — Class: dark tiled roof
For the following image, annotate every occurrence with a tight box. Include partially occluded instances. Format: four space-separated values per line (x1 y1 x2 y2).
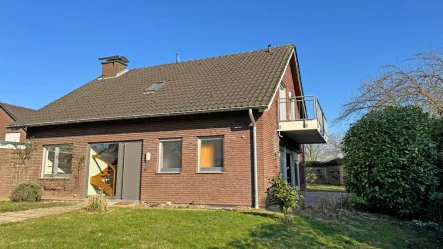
0 102 36 121
12 45 294 127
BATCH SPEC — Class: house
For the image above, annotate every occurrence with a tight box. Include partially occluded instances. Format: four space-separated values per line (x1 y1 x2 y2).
0 102 35 142
6 44 327 207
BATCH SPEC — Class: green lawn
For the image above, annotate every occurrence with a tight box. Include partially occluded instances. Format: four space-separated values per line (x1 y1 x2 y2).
307 184 346 192
0 208 437 248
0 201 73 213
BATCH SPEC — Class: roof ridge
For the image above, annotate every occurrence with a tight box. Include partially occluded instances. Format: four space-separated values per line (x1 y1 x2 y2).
130 44 294 72
11 44 296 127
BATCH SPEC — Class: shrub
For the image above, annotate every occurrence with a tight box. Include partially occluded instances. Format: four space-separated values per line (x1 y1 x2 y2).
266 174 302 224
10 182 43 202
343 106 438 216
85 192 108 212
305 167 318 184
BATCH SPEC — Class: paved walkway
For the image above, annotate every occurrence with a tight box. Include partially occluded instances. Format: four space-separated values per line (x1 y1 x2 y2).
0 203 84 225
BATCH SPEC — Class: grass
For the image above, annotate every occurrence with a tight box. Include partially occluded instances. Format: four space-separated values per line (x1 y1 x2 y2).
0 201 73 213
307 184 346 192
0 207 438 248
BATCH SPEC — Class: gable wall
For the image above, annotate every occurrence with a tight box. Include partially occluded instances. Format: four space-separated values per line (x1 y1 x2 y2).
0 108 26 142
256 55 306 205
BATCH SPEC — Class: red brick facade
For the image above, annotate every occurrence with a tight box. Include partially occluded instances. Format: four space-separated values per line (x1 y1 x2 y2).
0 148 15 199
0 57 307 206
21 112 255 205
0 108 26 142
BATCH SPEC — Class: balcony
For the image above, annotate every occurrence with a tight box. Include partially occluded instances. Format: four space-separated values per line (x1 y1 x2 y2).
278 95 328 144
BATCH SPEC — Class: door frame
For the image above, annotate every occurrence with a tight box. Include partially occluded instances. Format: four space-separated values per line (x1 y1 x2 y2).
279 146 299 188
84 140 143 200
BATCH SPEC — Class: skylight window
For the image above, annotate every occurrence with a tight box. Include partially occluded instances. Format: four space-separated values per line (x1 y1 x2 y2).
144 82 164 93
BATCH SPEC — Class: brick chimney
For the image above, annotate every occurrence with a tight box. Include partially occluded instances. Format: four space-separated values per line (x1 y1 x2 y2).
99 56 129 78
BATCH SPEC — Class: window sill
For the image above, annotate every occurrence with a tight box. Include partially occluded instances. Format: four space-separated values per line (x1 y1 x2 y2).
196 171 224 174
38 177 71 180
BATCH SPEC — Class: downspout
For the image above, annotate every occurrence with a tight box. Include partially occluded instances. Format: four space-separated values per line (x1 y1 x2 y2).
249 109 259 209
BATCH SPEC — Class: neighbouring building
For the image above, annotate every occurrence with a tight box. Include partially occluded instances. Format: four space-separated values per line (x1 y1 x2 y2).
0 102 35 142
4 44 328 207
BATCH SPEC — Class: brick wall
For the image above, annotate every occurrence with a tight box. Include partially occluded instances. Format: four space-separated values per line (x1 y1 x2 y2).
255 56 308 205
102 61 126 78
0 108 26 142
25 111 255 205
0 148 15 199
257 93 280 205
0 144 60 199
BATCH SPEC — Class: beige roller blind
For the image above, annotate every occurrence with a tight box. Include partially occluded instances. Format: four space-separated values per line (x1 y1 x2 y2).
200 143 215 168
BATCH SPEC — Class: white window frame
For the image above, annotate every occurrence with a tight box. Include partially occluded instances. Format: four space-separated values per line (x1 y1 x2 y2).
4 132 21 142
158 138 183 173
41 144 72 178
198 136 224 173
279 83 287 121
289 92 296 121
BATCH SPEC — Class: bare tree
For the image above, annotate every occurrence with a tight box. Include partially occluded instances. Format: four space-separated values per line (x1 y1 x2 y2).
337 48 443 122
305 133 344 162
305 144 326 162
323 133 344 159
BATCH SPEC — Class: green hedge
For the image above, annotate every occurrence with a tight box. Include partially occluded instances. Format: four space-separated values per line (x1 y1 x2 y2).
342 106 437 216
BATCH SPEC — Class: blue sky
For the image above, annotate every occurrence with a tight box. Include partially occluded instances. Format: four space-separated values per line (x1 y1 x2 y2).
1 0 442 133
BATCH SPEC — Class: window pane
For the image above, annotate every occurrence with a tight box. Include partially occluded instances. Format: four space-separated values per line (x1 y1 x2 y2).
160 140 182 171
58 145 73 175
91 143 119 166
43 145 73 177
44 147 56 175
200 138 223 170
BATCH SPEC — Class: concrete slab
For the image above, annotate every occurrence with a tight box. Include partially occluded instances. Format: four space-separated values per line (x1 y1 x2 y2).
0 203 84 225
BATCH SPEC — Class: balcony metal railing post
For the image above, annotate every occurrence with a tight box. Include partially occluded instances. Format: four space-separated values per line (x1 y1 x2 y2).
277 95 328 140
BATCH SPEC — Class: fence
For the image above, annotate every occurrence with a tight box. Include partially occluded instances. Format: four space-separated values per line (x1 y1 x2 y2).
308 165 345 185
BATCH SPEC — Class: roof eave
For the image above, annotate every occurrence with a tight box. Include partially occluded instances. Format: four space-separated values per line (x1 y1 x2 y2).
266 45 295 109
8 105 267 128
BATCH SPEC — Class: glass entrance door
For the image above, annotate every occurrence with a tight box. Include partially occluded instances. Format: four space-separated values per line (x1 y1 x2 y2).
87 141 142 200
88 143 120 198
280 146 297 187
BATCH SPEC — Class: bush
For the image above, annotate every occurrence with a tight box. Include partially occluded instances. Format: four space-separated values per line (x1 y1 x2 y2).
85 192 108 212
10 182 43 202
343 106 438 216
305 167 318 184
266 174 302 224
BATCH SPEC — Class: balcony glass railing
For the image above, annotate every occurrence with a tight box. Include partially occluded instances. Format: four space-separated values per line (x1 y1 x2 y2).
278 95 328 137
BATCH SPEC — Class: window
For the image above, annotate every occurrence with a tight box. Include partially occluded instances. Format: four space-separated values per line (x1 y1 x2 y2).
289 92 295 120
144 82 164 93
5 133 20 142
42 145 73 178
198 137 224 172
159 139 182 173
279 84 287 121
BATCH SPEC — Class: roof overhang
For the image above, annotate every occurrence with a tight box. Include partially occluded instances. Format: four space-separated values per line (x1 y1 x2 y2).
265 45 307 117
8 105 267 128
